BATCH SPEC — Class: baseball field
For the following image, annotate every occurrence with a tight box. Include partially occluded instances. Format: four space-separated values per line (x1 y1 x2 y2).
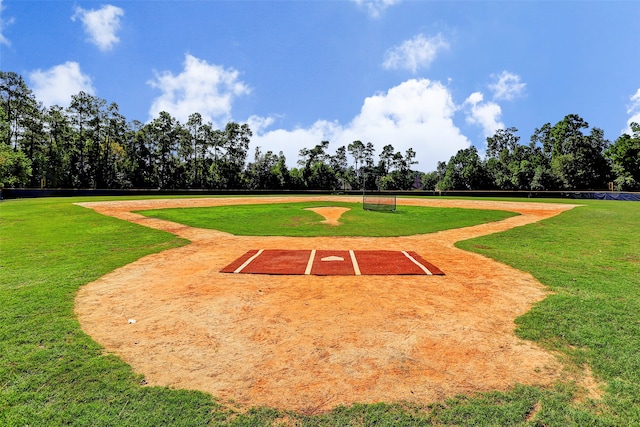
1 195 639 426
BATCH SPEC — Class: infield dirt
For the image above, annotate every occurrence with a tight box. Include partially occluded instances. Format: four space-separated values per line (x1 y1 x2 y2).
75 196 584 413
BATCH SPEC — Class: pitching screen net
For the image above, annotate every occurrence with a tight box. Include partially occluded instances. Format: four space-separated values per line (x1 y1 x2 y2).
363 195 396 212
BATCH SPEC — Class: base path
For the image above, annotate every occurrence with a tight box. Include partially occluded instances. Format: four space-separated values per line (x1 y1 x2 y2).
75 196 582 413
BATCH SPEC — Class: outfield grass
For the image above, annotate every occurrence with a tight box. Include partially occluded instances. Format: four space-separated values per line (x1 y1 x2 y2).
137 201 517 236
457 199 640 425
1 196 638 426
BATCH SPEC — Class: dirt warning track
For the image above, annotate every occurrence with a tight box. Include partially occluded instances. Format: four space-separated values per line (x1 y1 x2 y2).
75 196 580 413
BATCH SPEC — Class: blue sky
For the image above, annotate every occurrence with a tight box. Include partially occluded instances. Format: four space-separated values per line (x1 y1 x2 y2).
1 0 639 172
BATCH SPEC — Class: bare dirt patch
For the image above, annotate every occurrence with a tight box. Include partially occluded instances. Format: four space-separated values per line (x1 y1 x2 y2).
75 196 581 412
304 206 350 226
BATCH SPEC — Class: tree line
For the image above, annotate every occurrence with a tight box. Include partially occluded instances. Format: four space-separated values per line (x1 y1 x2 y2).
431 118 640 192
1 71 639 192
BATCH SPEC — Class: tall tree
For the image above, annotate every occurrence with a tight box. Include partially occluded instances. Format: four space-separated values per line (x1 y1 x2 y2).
605 123 640 190
537 114 611 189
0 105 32 187
67 92 108 187
330 145 348 191
199 124 221 187
438 146 490 190
184 113 203 187
17 104 46 187
224 122 251 188
100 103 129 188
529 123 558 190
147 111 180 188
485 127 525 190
347 140 365 187
209 122 251 188
246 147 289 190
378 144 395 175
377 148 419 190
0 71 40 149
43 106 73 187
298 140 334 189
0 142 31 188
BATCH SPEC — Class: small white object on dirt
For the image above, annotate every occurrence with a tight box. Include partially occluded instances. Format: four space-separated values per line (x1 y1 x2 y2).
128 319 137 324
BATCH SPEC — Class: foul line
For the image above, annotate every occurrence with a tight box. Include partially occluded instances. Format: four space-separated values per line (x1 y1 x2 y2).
234 249 264 274
349 250 361 276
402 251 433 275
305 250 316 275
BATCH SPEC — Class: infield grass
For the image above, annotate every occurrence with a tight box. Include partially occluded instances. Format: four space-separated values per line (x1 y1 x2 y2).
136 201 516 236
1 196 638 426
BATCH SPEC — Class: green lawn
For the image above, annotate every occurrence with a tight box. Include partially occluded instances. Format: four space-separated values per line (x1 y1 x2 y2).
456 199 640 425
1 196 638 426
137 201 516 236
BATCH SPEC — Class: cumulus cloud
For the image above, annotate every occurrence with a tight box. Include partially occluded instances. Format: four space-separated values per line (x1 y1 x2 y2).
462 72 521 137
0 0 14 46
352 0 401 18
29 62 95 107
464 91 504 138
252 79 470 172
72 4 124 51
626 88 640 132
489 71 526 101
383 33 448 73
246 115 277 135
147 54 251 125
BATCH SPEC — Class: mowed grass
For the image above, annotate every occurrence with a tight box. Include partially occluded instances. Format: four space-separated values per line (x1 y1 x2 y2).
137 201 516 236
0 197 217 426
1 195 639 426
456 198 640 425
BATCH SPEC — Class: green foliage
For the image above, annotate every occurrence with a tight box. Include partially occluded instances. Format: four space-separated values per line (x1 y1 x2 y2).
538 115 611 190
246 147 289 190
438 146 491 190
437 115 620 191
420 170 439 191
605 122 640 190
6 69 637 192
0 72 432 191
137 201 516 237
0 142 32 187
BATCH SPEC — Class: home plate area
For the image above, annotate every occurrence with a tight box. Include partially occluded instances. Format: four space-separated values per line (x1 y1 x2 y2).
220 249 444 276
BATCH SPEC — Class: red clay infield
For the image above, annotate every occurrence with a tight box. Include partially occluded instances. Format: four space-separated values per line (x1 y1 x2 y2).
221 249 444 275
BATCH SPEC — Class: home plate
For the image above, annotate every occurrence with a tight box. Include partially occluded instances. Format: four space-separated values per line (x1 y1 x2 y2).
220 249 444 276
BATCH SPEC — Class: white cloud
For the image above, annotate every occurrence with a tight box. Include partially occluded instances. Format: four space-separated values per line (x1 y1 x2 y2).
250 120 342 163
626 88 640 132
383 33 448 73
247 115 276 135
461 72 519 138
252 79 470 172
147 54 251 125
72 4 124 51
29 62 95 107
489 71 526 101
464 91 504 138
0 0 14 46
352 0 401 19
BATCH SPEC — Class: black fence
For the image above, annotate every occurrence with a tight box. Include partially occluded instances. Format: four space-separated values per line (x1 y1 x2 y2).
2 187 638 201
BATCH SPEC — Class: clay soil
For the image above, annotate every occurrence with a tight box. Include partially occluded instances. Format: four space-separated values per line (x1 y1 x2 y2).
75 196 581 413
